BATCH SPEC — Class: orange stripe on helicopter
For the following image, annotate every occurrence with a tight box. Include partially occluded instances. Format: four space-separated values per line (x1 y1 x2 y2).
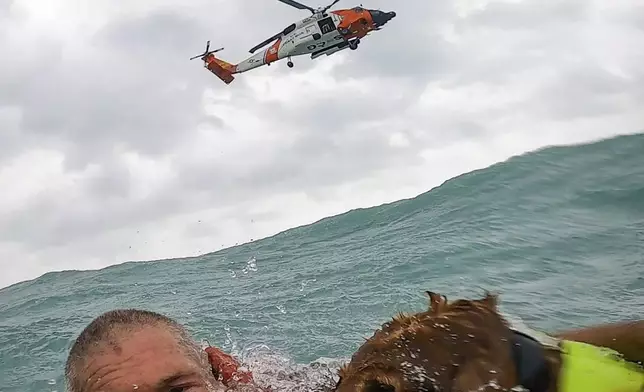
332 8 375 39
264 38 282 64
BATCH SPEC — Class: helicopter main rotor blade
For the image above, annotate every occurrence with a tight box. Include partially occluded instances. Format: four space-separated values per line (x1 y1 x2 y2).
249 31 283 54
323 0 340 11
276 0 316 13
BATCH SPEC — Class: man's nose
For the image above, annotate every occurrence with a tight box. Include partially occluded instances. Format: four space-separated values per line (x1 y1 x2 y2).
369 9 396 27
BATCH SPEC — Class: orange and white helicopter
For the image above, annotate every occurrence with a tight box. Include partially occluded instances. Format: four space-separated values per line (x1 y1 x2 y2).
190 0 396 84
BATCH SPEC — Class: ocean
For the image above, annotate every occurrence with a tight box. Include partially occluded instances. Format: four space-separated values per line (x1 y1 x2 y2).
1 132 643 392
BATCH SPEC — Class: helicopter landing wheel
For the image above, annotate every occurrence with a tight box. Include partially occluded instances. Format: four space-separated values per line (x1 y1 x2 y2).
287 60 294 68
349 40 359 50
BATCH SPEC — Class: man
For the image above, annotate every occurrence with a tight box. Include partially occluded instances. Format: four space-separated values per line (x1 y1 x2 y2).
64 308 265 392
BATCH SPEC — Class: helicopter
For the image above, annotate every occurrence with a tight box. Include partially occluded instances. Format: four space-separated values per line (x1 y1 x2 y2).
189 0 396 84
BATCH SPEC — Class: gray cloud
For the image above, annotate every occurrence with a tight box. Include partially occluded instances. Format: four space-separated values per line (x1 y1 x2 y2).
1 0 643 288
333 2 462 80
530 64 640 121
0 1 10 17
179 130 423 194
464 0 591 31
2 9 222 170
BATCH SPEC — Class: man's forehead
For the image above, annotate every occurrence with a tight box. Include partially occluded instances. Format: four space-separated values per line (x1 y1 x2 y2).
89 326 193 368
80 325 204 391
117 324 179 344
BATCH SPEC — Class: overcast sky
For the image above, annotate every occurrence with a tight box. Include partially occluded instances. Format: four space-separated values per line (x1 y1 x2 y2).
1 0 642 289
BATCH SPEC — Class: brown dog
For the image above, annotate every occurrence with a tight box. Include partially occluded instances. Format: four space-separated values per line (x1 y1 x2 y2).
334 291 644 392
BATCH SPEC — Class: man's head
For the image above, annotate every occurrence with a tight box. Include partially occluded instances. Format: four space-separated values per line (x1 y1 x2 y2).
65 309 223 392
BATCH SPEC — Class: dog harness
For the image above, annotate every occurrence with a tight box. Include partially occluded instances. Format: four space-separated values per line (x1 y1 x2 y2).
558 340 643 392
510 327 643 392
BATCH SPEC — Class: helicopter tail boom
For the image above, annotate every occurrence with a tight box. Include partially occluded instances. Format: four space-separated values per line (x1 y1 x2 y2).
190 41 237 84
204 54 236 84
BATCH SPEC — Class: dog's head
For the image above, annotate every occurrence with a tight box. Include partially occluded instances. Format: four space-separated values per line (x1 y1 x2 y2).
335 291 519 392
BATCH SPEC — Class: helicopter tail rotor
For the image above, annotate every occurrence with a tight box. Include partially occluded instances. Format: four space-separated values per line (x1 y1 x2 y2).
189 40 224 61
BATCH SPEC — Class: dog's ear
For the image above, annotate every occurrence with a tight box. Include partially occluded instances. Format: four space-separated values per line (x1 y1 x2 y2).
480 290 499 310
425 291 448 314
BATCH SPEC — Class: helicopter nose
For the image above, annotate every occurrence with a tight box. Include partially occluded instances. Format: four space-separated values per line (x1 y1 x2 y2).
369 9 396 27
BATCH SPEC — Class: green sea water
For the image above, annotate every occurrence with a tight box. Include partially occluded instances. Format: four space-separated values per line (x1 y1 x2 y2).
1 133 643 392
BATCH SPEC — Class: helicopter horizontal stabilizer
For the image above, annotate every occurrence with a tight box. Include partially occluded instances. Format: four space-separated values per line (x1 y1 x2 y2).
205 57 235 84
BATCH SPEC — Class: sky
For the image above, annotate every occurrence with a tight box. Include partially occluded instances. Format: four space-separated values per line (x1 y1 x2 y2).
1 0 643 289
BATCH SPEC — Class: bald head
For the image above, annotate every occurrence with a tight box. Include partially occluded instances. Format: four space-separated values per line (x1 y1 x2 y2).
65 309 219 392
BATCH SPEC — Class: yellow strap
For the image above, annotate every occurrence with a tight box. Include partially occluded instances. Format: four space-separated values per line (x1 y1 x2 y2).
559 340 644 392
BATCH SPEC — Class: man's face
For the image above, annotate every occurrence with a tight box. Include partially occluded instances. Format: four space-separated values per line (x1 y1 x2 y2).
79 325 224 392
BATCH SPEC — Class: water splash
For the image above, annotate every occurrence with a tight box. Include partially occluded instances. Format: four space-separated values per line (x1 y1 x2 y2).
242 257 258 274
299 279 317 292
236 346 347 392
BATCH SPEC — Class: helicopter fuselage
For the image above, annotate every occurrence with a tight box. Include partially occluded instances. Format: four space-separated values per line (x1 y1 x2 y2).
234 7 394 73
192 3 396 84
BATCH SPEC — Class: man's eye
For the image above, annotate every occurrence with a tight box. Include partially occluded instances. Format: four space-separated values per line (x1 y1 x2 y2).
169 385 206 392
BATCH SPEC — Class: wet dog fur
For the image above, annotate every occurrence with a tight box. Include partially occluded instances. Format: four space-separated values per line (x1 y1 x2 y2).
334 290 643 392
